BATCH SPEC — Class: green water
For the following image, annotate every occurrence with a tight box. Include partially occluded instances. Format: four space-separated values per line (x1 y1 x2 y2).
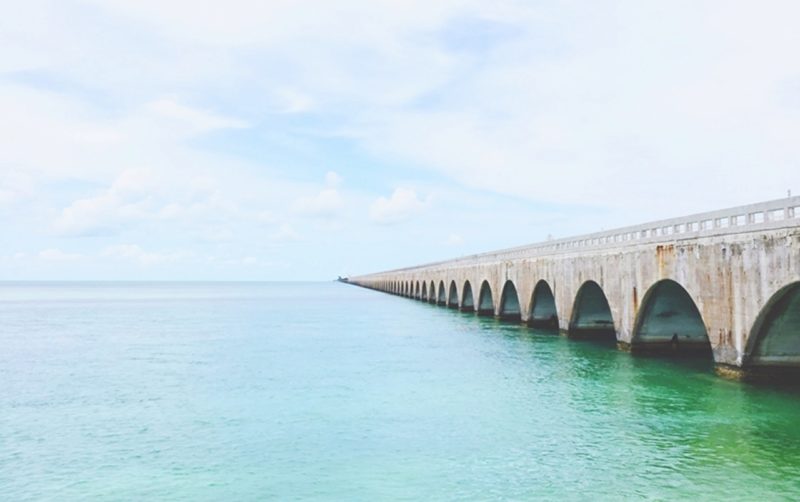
1 282 799 500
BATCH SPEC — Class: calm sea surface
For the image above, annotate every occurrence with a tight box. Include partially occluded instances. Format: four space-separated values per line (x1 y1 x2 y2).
2 282 800 500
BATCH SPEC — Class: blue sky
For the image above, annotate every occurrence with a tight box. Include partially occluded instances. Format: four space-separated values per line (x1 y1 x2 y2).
1 1 799 280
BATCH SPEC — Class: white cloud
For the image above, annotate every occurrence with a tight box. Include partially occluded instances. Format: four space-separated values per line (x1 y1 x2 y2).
293 172 345 218
0 170 35 204
256 210 278 224
54 168 157 235
70 128 125 145
0 84 121 183
293 188 343 217
3 1 800 280
369 187 428 225
6 2 800 220
348 2 800 216
446 233 464 246
38 248 82 262
198 226 234 242
273 88 314 114
271 223 300 241
101 244 183 266
325 171 343 187
51 161 289 237
146 98 247 133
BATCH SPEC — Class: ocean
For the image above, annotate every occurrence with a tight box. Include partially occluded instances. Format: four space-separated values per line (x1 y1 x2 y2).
2 282 799 500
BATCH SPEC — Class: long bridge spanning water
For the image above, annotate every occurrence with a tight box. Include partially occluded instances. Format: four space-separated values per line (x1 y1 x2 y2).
350 197 800 379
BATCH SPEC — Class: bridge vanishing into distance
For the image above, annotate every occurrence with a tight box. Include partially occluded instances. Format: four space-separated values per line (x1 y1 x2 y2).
349 197 800 380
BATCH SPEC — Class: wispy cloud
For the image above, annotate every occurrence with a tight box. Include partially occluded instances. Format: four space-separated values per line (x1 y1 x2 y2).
271 223 300 241
2 1 799 279
146 98 247 133
101 244 185 266
38 248 82 262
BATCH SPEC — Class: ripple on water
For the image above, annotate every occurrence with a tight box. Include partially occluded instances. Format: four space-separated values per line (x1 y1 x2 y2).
2 282 800 500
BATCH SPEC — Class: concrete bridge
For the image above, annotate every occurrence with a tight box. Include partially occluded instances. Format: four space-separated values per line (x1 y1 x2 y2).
349 197 800 380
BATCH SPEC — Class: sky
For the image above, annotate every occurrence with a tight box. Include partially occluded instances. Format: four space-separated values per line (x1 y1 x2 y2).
1 0 799 280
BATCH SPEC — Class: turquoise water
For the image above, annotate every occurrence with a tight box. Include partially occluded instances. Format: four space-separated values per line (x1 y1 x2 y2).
2 282 800 500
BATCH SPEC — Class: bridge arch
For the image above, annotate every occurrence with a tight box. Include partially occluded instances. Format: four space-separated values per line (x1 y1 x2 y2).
461 281 475 312
744 281 800 372
529 280 558 329
499 280 521 321
632 279 711 356
437 280 447 305
478 280 495 317
448 281 459 308
569 281 616 340
421 282 428 301
415 281 420 299
429 281 436 304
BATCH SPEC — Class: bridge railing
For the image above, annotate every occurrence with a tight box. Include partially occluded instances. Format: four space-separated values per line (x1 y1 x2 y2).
373 196 800 275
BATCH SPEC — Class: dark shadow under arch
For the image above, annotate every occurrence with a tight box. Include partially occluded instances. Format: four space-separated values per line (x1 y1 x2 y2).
429 281 436 304
461 281 475 312
447 281 458 308
569 281 616 340
632 279 711 357
746 282 800 371
499 280 521 321
421 282 428 301
415 281 420 299
437 280 446 305
529 280 558 329
478 280 494 317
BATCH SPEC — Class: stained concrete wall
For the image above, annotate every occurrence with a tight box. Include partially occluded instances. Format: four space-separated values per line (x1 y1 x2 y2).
351 199 800 371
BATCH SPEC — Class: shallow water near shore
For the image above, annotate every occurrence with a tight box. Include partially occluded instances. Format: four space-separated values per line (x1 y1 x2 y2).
2 281 800 500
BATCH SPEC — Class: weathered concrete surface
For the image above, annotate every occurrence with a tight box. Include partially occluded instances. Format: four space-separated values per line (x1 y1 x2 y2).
350 198 800 375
